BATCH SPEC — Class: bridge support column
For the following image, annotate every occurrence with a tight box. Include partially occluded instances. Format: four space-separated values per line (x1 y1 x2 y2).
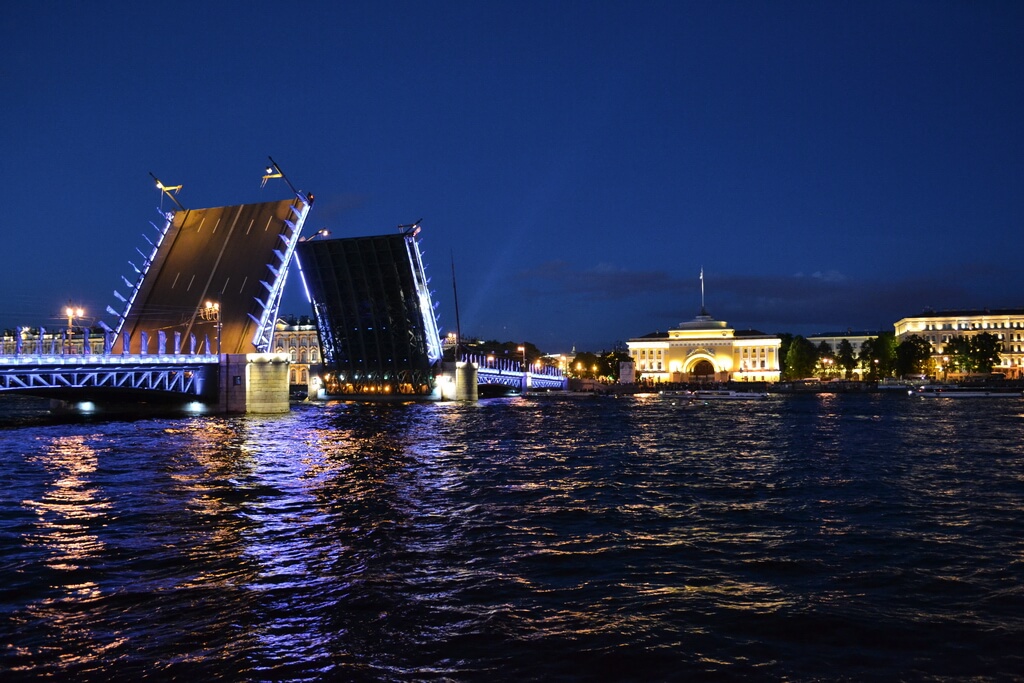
455 361 478 401
438 361 478 401
219 353 291 414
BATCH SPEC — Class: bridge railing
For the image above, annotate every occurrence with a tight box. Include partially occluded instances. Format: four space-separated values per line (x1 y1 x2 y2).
460 353 567 390
460 353 565 378
0 353 220 366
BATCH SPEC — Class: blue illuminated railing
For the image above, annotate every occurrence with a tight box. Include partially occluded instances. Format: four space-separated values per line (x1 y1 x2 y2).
0 353 218 396
0 354 219 366
460 353 567 390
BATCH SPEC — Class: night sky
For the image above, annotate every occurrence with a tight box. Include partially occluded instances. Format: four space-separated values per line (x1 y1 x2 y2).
2 2 1022 352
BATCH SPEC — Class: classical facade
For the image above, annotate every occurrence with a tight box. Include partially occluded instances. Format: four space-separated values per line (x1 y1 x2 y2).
627 309 781 383
894 308 1024 378
273 316 322 393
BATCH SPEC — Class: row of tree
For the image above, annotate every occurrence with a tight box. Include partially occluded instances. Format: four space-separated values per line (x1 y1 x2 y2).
781 332 1002 381
452 331 1004 383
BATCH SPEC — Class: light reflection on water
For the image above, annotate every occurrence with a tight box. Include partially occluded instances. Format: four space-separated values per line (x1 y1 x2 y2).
0 394 1023 680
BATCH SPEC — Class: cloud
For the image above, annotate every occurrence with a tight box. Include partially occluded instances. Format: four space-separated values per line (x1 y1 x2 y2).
516 260 677 300
460 257 1024 351
796 270 847 283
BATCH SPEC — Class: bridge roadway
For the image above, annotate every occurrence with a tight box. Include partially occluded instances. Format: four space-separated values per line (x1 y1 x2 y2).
462 354 568 391
0 353 218 402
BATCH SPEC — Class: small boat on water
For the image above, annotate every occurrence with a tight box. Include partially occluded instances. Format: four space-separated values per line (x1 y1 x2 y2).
878 378 914 392
915 384 1023 398
691 389 769 400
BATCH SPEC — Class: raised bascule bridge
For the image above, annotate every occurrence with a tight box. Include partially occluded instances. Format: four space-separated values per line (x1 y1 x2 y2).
294 225 566 401
0 176 564 412
0 183 312 413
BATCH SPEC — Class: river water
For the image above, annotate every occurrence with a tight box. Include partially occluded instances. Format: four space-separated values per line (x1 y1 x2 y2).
1 392 1022 681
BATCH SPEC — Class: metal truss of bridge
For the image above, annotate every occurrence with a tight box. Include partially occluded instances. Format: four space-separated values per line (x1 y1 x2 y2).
462 353 568 391
0 353 217 402
295 225 443 397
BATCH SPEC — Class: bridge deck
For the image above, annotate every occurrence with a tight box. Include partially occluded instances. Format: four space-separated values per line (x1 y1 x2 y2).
113 198 309 355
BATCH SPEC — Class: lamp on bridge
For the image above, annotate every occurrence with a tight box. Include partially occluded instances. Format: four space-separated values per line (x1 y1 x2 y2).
149 172 185 211
261 156 302 200
201 301 221 354
300 228 330 242
65 304 84 354
518 345 526 371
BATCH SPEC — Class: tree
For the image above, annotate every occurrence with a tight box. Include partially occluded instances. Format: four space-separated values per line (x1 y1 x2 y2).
894 335 933 378
777 333 794 376
600 350 633 381
876 332 897 378
859 333 897 379
784 336 818 379
571 351 601 378
815 340 835 378
859 337 877 379
970 332 1002 374
836 339 857 379
946 335 973 374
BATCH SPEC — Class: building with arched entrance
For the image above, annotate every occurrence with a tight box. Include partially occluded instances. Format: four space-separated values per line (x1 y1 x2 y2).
273 316 322 396
627 308 782 384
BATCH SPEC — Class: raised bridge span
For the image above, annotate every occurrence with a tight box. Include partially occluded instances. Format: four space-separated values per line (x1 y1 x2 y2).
1 183 565 409
1 190 311 412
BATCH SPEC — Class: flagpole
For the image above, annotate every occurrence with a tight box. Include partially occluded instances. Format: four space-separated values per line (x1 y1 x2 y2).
700 267 705 311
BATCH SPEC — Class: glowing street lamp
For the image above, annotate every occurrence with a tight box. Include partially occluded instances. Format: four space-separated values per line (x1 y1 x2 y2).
65 304 84 354
518 345 526 371
300 228 330 242
201 300 221 354
149 172 185 211
65 305 84 331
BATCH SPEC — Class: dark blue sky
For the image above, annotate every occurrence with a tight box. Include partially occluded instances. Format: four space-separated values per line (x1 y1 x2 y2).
2 2 1022 352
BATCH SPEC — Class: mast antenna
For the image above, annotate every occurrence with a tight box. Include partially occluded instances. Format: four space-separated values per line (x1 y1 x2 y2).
700 267 705 312
451 251 463 359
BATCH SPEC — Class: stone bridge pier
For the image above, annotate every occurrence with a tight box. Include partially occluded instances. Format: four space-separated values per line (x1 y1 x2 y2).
218 353 291 414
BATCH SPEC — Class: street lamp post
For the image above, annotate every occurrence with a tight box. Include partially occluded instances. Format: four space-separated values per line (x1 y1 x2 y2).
65 304 83 354
518 345 527 393
201 301 221 354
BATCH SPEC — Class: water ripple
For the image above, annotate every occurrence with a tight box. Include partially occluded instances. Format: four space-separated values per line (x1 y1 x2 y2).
1 394 1023 680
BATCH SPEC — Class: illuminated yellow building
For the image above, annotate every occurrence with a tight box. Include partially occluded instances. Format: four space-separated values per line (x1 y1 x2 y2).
273 316 322 395
627 309 781 383
894 308 1024 378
